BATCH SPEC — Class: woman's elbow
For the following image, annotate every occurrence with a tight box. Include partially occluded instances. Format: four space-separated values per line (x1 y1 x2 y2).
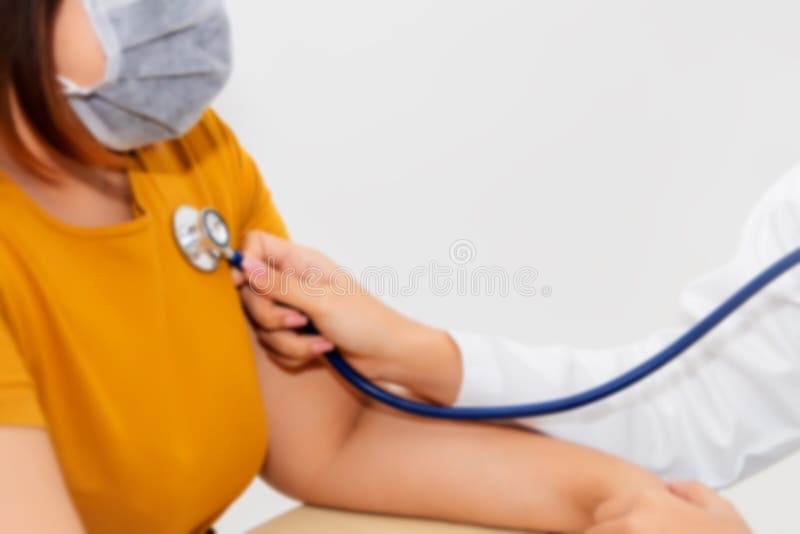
259 450 325 502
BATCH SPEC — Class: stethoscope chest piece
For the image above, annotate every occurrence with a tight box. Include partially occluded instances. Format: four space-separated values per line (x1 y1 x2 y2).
173 205 232 272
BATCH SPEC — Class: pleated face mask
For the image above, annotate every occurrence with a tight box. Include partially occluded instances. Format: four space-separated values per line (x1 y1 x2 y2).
60 0 233 152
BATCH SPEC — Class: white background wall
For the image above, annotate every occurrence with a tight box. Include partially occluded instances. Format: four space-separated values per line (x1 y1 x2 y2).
214 1 800 532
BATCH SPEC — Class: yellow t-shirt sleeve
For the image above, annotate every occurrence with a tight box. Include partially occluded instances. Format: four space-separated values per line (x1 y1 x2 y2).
234 148 290 238
200 109 290 239
0 316 46 427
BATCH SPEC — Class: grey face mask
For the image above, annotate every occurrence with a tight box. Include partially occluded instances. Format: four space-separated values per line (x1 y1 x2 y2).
60 0 233 152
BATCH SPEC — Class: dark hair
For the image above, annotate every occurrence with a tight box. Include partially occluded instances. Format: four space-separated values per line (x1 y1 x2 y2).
0 0 124 177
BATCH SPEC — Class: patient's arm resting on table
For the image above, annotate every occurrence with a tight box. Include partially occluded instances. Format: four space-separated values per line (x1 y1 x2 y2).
251 326 664 534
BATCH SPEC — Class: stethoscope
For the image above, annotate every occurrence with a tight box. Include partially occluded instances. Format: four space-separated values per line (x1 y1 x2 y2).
174 204 800 420
173 205 245 272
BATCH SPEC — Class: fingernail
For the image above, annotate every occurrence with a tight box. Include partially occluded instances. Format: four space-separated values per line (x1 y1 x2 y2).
312 340 335 353
284 314 308 328
241 256 261 274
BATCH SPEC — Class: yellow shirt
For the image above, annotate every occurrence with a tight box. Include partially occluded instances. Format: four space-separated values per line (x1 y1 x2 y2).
0 110 287 533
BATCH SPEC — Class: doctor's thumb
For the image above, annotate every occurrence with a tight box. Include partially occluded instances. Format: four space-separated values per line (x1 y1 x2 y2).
241 257 325 314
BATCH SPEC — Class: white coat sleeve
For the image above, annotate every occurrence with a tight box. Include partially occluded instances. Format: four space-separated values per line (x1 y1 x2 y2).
451 164 800 490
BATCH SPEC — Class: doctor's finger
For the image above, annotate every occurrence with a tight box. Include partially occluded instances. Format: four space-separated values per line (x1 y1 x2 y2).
241 231 339 277
243 261 327 315
240 231 319 273
257 329 334 360
240 287 308 330
240 231 284 262
232 264 245 286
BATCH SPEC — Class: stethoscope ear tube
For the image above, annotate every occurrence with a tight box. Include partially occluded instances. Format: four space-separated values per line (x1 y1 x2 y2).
234 247 800 420
280 249 800 421
184 205 800 420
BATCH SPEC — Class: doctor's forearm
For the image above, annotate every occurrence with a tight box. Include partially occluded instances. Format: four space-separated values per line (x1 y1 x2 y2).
365 323 463 406
450 166 800 488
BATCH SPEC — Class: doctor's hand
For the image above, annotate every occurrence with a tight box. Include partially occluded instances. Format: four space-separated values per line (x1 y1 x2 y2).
587 481 751 534
234 231 463 405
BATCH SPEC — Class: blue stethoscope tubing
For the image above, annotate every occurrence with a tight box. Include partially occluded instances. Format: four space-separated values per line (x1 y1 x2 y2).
231 247 800 421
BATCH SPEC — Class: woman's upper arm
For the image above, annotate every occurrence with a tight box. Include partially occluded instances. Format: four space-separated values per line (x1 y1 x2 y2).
200 108 289 240
209 109 362 492
0 315 83 531
249 324 365 499
0 427 84 533
206 110 364 493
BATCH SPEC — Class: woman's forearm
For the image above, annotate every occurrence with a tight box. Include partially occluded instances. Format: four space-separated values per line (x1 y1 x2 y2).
301 406 665 533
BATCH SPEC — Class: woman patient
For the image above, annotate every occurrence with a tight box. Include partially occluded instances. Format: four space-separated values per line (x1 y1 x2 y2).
0 1 740 533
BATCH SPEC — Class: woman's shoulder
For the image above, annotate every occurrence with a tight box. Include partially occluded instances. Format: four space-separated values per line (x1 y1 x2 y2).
182 108 239 156
138 108 240 174
135 108 289 240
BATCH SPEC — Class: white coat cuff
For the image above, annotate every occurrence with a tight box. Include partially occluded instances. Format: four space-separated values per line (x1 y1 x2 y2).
449 331 505 406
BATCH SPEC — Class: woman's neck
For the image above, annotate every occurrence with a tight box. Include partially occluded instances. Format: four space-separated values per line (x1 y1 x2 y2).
1 94 136 228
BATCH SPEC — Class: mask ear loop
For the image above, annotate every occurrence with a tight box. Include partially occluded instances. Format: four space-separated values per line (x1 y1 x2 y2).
57 76 98 97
